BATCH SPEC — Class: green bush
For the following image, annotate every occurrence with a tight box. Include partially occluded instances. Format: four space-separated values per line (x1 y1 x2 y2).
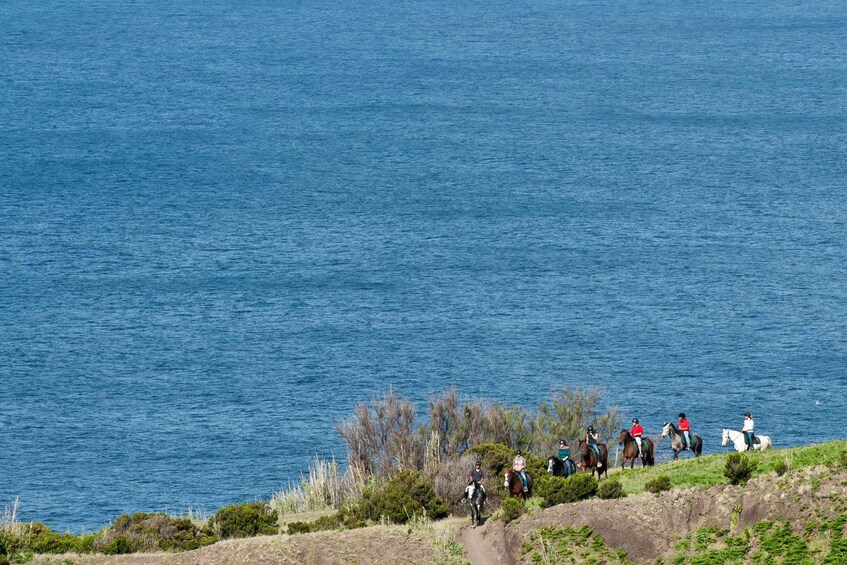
358 470 448 524
465 444 515 474
774 461 788 476
536 474 598 507
101 535 133 555
501 497 524 523
597 479 626 500
645 475 672 494
205 502 278 539
724 453 758 486
0 522 95 557
105 512 216 551
286 506 366 534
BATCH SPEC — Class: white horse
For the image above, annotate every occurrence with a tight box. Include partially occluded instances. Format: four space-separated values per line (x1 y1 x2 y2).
722 429 772 452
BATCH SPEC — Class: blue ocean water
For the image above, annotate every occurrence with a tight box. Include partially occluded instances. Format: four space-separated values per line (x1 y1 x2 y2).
2 0 846 531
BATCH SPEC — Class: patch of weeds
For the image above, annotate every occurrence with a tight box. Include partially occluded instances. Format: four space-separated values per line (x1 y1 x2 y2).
694 527 717 552
730 503 742 531
522 525 630 564
774 461 788 476
523 497 544 516
758 521 811 563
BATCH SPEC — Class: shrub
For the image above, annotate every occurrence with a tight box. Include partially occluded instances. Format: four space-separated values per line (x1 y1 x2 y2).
100 511 215 552
536 474 598 507
465 444 515 475
358 470 448 524
724 453 758 486
101 535 132 555
774 461 788 476
335 390 424 477
205 503 278 539
597 479 626 500
645 475 672 494
501 497 524 523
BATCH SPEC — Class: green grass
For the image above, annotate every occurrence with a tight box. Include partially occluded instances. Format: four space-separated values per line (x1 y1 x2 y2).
614 440 847 494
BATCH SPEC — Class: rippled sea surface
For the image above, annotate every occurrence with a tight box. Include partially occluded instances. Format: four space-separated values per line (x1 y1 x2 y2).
2 0 846 530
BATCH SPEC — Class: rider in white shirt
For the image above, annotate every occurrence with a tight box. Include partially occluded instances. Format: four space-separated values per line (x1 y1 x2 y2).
742 412 755 450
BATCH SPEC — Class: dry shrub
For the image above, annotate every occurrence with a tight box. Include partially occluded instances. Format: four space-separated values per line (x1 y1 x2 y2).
335 389 424 478
429 453 494 516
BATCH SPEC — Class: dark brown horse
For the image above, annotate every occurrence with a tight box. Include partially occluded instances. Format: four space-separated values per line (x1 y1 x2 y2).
503 467 531 500
577 439 609 478
618 429 655 468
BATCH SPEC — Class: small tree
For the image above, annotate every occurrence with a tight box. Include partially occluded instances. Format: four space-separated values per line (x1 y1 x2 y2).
724 453 758 486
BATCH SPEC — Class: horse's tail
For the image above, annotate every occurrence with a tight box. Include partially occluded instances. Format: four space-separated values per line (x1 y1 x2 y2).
694 435 703 456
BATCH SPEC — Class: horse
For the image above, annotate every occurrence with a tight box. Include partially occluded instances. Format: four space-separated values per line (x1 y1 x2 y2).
577 439 609 478
722 429 772 452
661 422 703 460
547 456 577 477
461 480 486 527
618 429 655 468
503 467 532 500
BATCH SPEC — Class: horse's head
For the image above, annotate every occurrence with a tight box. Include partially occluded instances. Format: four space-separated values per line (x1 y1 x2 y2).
721 429 730 446
618 429 629 445
463 483 475 502
503 468 511 489
661 422 671 437
577 439 588 454
547 457 555 473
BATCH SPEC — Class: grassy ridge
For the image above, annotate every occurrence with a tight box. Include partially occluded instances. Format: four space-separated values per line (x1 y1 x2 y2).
614 440 847 493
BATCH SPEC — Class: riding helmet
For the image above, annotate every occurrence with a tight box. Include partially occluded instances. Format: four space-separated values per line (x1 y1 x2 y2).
678 412 686 419
475 461 481 466
632 418 639 424
559 439 566 444
744 412 752 417
516 450 522 456
587 425 594 432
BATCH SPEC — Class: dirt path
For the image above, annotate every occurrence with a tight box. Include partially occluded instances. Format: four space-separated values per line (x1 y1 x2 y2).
460 520 516 565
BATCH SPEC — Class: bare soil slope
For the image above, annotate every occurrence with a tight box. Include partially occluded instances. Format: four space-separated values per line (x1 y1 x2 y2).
509 465 846 563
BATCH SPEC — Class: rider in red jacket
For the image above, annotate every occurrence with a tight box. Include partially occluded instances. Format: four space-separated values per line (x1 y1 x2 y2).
631 418 644 457
678 412 691 449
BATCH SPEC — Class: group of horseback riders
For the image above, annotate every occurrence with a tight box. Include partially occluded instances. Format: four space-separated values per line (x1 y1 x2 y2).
466 410 760 493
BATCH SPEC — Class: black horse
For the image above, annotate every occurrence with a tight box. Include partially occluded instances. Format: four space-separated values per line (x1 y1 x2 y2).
547 456 577 477
461 480 486 527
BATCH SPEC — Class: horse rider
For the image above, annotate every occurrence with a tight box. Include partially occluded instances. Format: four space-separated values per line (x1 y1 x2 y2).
631 418 644 457
557 439 570 460
586 426 602 468
513 451 529 492
678 413 691 450
742 412 755 450
468 461 485 494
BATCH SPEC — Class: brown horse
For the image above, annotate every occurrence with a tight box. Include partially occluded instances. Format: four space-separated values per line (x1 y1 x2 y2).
577 439 609 478
618 429 655 468
503 468 531 500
